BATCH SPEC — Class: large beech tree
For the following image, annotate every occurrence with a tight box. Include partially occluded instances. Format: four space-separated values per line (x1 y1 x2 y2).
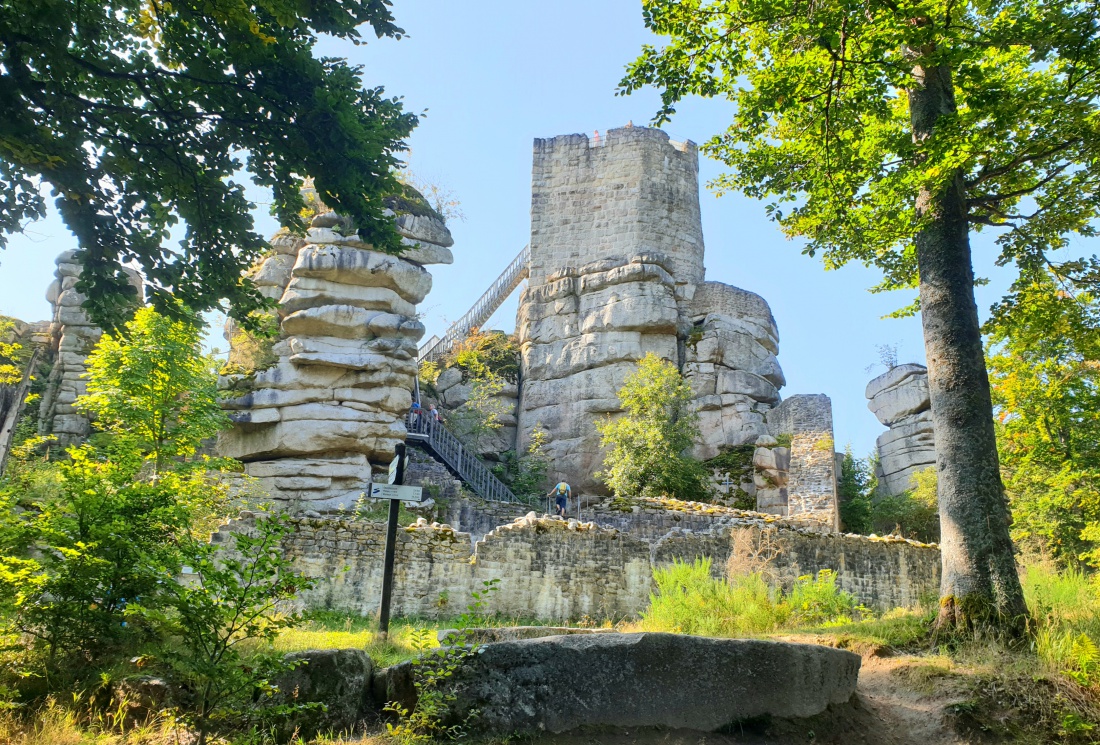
0 0 416 327
621 0 1100 632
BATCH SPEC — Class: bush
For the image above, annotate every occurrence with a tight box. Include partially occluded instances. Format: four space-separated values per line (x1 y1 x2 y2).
130 514 314 745
838 446 875 534
492 426 550 503
872 467 940 542
0 446 231 672
637 558 867 637
597 354 711 501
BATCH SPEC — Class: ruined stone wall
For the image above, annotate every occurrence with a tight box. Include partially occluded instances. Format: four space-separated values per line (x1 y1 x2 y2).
528 128 704 289
765 395 839 528
217 510 939 620
866 364 936 497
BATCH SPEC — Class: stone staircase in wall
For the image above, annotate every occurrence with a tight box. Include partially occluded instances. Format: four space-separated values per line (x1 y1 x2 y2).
417 244 530 365
404 412 529 505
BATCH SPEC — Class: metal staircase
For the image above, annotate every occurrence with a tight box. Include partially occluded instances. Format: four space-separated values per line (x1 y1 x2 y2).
418 244 530 365
405 412 532 505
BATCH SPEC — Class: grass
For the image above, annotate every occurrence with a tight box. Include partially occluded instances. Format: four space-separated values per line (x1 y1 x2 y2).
630 558 870 637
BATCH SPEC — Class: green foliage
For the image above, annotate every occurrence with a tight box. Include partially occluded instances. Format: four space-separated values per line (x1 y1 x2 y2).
638 558 867 636
620 0 1100 303
492 426 551 504
129 513 314 745
0 445 232 671
703 445 756 510
447 371 508 456
1023 565 1100 690
385 579 500 743
986 269 1100 568
597 353 711 501
0 318 30 387
838 446 875 534
0 0 418 328
78 307 228 470
442 329 520 384
222 310 280 377
873 467 940 543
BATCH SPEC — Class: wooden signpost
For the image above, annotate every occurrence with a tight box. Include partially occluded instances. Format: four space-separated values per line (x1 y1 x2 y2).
376 443 425 636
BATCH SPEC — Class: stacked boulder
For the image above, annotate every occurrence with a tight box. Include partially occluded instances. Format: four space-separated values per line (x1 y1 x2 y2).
38 251 141 446
218 207 452 512
684 282 785 460
866 364 936 497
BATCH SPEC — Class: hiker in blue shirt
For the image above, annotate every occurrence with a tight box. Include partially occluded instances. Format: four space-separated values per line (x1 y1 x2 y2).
548 481 571 517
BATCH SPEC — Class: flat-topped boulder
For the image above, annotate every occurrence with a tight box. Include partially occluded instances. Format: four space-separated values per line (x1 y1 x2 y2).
446 632 860 734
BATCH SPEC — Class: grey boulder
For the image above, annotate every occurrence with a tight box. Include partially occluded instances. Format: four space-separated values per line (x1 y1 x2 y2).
271 648 373 739
446 632 860 734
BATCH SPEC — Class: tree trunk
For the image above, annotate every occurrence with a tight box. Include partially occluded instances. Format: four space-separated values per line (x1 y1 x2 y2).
908 56 1028 634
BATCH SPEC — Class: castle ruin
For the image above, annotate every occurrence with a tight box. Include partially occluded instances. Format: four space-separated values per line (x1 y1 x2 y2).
514 127 838 525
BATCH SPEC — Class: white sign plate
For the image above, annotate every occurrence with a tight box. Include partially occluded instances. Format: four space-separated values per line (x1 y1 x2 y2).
369 482 424 502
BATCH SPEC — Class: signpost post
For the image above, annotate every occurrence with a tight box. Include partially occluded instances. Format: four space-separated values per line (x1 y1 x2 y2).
376 443 425 637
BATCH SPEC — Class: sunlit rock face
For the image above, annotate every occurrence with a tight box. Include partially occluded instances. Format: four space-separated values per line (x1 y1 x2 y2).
866 363 937 497
516 127 800 501
218 203 451 512
37 251 141 446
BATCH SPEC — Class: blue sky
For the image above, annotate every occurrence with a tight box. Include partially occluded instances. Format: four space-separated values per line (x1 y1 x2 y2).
0 0 1092 459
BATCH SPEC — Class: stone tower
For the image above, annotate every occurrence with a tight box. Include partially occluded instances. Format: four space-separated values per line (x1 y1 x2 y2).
516 126 837 527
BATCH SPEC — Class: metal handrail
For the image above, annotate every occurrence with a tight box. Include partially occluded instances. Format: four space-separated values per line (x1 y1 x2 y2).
405 412 531 505
418 245 530 365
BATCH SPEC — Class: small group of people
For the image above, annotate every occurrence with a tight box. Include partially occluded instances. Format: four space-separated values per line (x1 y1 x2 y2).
409 400 442 429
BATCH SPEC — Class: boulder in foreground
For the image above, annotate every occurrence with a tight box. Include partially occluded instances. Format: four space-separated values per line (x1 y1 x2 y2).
447 632 860 734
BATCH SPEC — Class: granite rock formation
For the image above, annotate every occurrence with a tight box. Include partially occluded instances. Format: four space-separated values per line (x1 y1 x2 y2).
514 127 835 525
446 634 860 734
217 204 451 511
38 251 141 446
867 363 937 496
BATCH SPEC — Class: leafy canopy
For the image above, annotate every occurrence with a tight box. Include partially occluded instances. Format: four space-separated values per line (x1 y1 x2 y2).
597 353 711 500
0 0 417 327
987 269 1100 567
78 306 227 469
620 0 1100 304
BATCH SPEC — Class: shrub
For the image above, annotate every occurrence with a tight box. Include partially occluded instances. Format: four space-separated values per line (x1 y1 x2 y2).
492 426 550 503
0 446 231 672
838 446 875 534
638 558 867 637
597 354 711 501
130 513 315 745
872 466 940 542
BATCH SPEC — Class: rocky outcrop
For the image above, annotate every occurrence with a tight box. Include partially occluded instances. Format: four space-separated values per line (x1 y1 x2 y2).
686 281 784 460
272 648 374 738
445 633 860 734
867 364 936 497
514 127 837 524
517 252 684 488
217 206 451 512
37 251 141 446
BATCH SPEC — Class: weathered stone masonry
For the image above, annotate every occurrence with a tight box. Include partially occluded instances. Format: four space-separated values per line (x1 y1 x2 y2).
216 512 939 620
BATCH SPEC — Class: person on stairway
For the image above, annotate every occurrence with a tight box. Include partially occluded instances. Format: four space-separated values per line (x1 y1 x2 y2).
548 481 571 517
